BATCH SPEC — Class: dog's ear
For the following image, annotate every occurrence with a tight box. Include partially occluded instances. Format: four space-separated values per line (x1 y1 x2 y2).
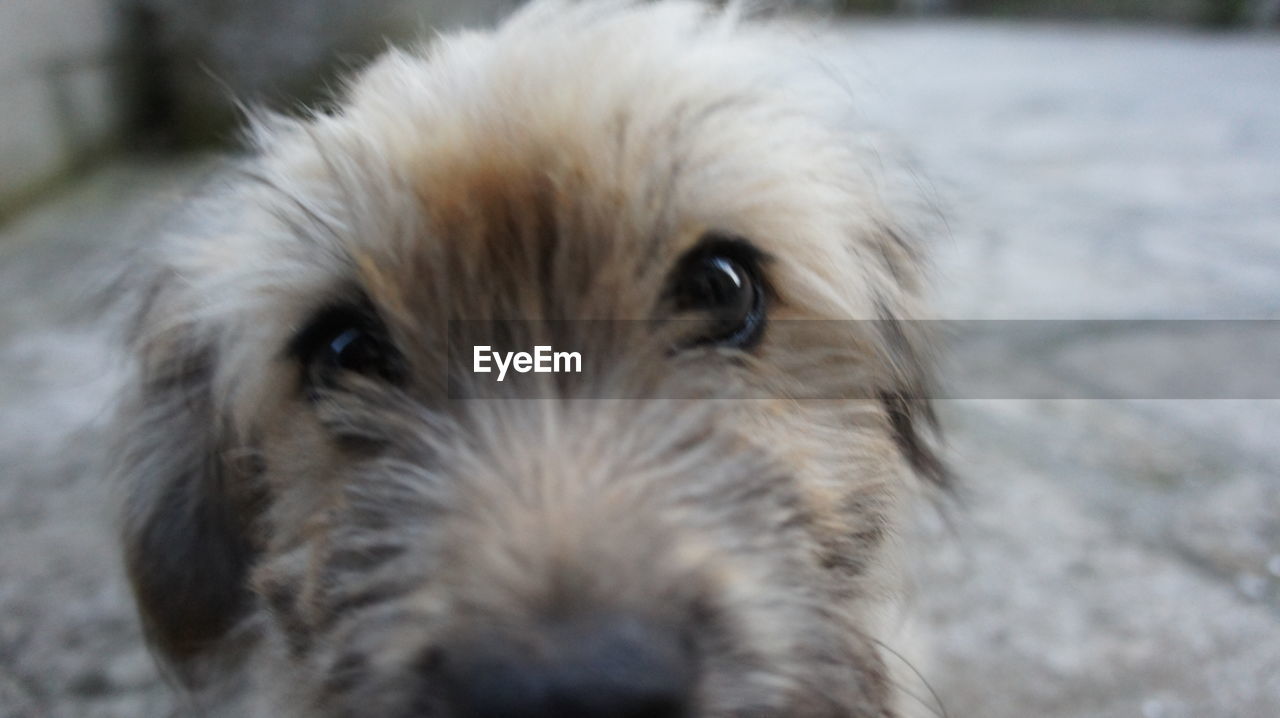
880 389 947 489
114 271 260 675
873 304 950 491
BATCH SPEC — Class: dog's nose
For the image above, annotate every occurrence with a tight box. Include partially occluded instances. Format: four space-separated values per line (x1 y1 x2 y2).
441 615 693 718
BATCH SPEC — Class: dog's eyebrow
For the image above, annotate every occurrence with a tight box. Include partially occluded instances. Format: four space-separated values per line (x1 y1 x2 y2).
684 232 771 263
352 251 413 327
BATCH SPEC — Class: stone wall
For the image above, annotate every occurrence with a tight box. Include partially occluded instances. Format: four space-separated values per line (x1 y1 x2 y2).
0 0 518 218
0 0 123 217
120 0 521 146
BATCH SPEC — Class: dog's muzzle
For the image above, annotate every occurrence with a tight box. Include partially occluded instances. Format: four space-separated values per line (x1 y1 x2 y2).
434 614 693 718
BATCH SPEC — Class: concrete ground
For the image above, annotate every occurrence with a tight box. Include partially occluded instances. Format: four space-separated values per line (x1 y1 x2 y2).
1 20 1277 718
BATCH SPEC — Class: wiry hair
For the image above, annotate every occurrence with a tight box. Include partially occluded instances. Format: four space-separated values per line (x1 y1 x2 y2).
112 2 946 716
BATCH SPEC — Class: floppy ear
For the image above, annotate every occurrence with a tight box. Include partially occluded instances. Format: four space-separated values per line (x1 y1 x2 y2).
872 301 950 491
880 388 947 489
114 273 261 677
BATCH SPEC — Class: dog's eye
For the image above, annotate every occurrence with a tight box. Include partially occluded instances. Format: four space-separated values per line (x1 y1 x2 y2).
289 304 403 387
669 235 767 349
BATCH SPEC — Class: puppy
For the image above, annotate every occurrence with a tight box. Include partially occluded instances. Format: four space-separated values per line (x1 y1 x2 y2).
113 1 945 716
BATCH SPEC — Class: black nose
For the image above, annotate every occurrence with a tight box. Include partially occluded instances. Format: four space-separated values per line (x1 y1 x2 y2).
441 615 693 718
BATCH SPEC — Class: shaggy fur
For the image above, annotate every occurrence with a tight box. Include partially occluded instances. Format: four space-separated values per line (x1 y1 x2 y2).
112 1 946 716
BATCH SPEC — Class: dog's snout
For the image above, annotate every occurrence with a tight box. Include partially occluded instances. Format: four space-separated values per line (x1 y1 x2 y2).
440 615 693 718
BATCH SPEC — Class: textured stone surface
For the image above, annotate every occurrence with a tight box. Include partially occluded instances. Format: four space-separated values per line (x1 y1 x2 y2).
0 18 1277 718
825 20 1280 718
122 0 521 144
0 0 122 211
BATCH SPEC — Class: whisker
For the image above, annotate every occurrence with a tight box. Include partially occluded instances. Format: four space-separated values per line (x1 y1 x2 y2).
873 637 949 718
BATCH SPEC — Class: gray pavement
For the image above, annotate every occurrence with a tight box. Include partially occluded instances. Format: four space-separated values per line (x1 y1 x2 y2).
828 21 1280 718
1 20 1278 718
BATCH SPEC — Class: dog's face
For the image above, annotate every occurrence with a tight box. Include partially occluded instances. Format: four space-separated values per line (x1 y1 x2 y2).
114 3 943 717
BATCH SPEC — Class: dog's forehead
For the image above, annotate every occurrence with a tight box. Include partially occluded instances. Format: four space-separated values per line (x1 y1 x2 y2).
352 51 786 262
227 3 905 325
352 101 849 309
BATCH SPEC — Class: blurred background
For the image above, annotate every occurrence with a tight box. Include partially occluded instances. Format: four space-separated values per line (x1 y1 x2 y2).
1 1 1277 717
3 0 1278 206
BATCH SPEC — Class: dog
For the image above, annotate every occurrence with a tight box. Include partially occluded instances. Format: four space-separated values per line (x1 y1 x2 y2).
111 2 947 716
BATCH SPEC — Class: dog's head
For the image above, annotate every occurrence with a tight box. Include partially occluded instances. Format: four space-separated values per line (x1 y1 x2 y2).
114 2 945 716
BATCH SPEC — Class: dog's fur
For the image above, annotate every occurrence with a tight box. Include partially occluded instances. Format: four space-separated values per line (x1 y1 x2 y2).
112 2 945 716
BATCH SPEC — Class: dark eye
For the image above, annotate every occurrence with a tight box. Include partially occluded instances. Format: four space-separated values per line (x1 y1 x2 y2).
289 303 403 389
669 236 768 349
